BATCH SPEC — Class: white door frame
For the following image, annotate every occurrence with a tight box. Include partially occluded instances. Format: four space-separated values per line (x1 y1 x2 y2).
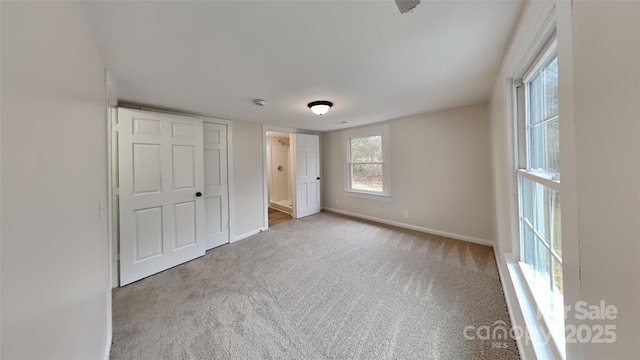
262 125 320 229
109 105 235 288
108 106 119 288
105 71 117 349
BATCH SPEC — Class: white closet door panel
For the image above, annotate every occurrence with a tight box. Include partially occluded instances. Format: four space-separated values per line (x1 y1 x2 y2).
204 149 221 186
174 201 196 249
172 145 195 190
134 206 163 261
119 108 205 286
133 144 162 195
203 123 229 249
205 197 222 234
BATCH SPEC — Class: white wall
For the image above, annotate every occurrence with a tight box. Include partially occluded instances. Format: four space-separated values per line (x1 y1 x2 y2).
322 103 495 244
490 1 640 358
571 2 640 358
1 2 110 359
233 121 267 238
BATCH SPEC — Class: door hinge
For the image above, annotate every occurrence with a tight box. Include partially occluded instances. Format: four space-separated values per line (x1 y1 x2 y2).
113 187 119 196
112 123 119 132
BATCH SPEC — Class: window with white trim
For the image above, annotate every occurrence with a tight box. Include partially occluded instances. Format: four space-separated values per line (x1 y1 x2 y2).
344 124 391 198
516 39 564 336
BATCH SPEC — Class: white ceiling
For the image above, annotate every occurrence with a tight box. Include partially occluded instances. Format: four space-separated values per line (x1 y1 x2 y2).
82 1 523 132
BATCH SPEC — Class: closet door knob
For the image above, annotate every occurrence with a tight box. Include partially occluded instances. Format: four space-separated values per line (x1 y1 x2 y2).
316 177 321 180
195 192 202 197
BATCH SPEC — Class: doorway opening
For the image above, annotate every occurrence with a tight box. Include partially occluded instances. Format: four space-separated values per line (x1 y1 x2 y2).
266 131 293 226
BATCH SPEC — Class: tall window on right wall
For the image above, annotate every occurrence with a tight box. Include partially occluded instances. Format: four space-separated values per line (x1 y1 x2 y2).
516 40 563 332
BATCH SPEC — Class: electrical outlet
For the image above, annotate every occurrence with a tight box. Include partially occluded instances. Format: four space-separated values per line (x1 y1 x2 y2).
403 211 409 219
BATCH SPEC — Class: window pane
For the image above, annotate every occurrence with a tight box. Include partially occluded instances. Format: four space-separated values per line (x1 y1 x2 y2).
552 257 563 295
520 175 562 261
543 57 559 118
544 117 560 177
520 176 533 223
522 221 535 266
533 239 553 308
527 54 559 177
522 179 561 254
528 119 560 176
529 56 558 123
551 256 564 323
351 136 382 163
528 123 544 171
540 184 559 249
351 164 383 192
551 190 562 256
533 181 547 244
529 75 542 125
535 239 550 285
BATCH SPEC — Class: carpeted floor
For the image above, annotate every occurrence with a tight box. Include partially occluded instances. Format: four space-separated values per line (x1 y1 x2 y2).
111 211 519 360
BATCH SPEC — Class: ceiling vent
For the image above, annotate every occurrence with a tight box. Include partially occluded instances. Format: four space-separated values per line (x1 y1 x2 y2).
395 0 421 14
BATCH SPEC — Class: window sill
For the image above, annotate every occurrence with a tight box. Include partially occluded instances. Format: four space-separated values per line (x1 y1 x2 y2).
344 190 392 202
503 253 565 359
519 263 565 351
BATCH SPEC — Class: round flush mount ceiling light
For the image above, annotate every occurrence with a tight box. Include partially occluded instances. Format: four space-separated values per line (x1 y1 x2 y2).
253 99 266 107
307 100 333 115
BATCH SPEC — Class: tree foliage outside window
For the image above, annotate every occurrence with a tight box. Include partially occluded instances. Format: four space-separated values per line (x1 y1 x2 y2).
350 136 383 192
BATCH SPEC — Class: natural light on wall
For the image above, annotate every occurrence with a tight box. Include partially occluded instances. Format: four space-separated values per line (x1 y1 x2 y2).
516 40 564 348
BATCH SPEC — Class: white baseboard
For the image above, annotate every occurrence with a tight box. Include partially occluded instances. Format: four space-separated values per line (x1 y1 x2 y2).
103 333 112 360
322 207 493 247
233 228 265 242
112 257 119 289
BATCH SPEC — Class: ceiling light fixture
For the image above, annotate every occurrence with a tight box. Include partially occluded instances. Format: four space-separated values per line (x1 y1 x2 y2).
308 100 333 115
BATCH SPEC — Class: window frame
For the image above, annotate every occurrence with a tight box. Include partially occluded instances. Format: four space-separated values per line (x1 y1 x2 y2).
514 37 565 352
343 124 391 200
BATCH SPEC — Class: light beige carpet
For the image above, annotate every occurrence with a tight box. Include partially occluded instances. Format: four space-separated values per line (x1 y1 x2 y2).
111 211 519 359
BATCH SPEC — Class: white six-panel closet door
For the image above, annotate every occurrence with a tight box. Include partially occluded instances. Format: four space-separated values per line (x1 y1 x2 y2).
118 108 206 286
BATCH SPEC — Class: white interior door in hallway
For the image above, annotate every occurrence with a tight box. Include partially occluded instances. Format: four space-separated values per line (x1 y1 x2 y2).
118 108 206 285
293 134 321 218
203 123 229 249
